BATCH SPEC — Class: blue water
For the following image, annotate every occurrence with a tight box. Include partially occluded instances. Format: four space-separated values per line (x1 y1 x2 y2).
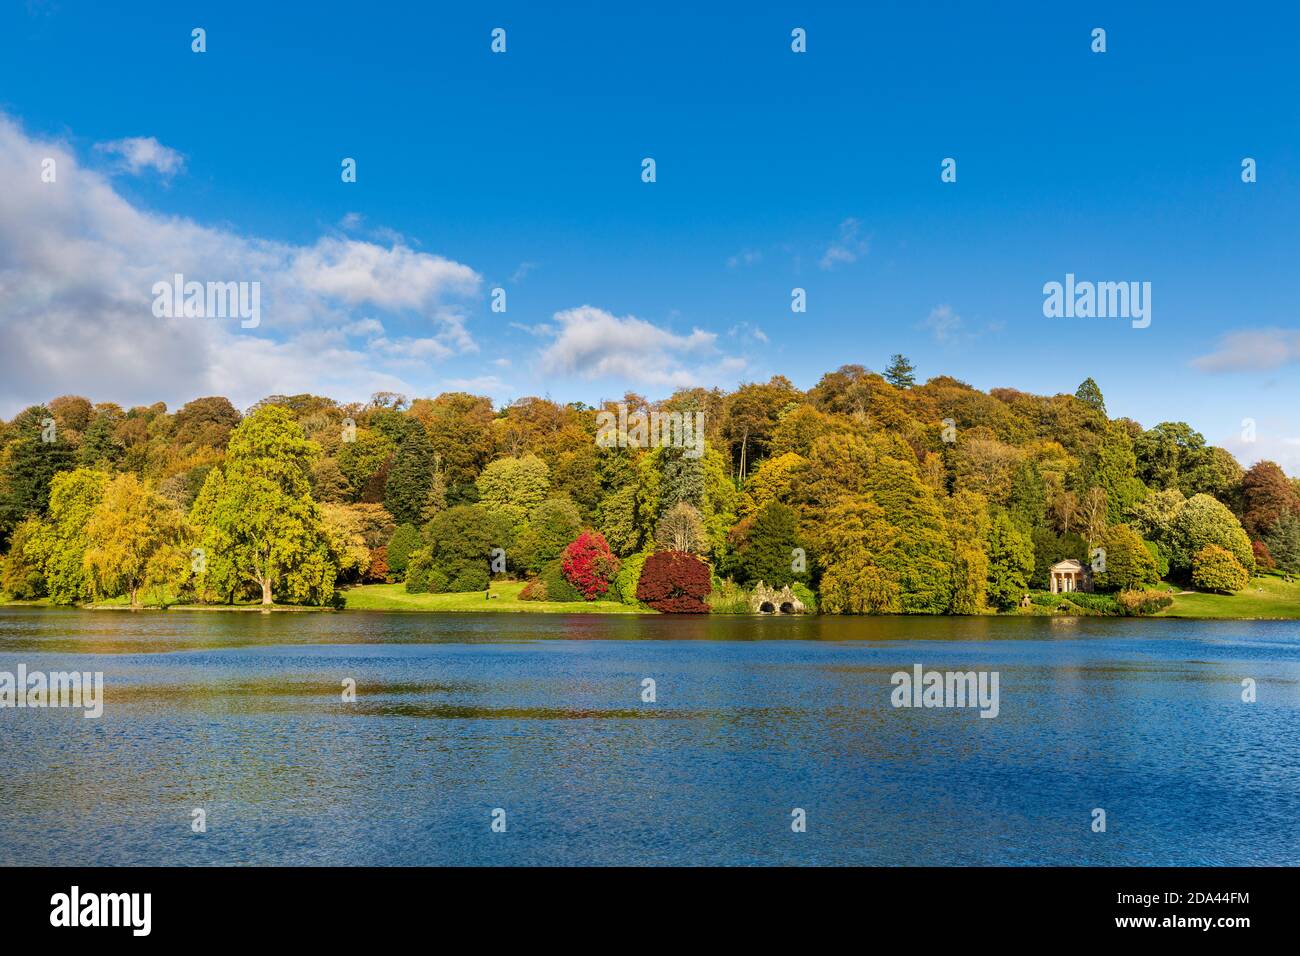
1 608 1297 865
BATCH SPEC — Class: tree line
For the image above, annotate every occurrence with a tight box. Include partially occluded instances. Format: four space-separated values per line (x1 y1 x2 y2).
1 361 1296 612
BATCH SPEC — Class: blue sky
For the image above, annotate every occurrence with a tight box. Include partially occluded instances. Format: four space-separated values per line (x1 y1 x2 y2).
2 1 1298 471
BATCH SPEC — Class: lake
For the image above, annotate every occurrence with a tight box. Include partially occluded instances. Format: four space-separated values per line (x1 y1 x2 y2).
1 607 1297 866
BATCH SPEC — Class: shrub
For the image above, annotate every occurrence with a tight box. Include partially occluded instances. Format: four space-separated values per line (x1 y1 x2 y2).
386 523 422 579
405 547 445 593
1191 544 1249 594
707 579 750 614
561 530 620 600
518 578 548 601
540 560 582 602
0 518 46 599
1117 589 1174 616
791 582 817 614
1060 592 1120 615
636 550 711 613
613 551 651 605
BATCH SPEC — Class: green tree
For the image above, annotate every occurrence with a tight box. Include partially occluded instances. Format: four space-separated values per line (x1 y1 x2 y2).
1263 513 1300 574
1168 493 1253 578
384 419 436 524
386 523 423 578
407 504 512 593
883 354 916 389
28 468 109 604
0 518 46 599
985 510 1034 609
1094 524 1160 591
336 430 395 503
515 498 582 574
0 406 76 547
189 407 335 605
475 454 550 530
731 501 806 587
1074 377 1106 414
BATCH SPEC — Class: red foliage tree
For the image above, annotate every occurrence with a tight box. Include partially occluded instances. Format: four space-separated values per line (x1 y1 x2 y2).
365 546 390 583
1253 539 1277 571
561 530 620 600
635 550 712 613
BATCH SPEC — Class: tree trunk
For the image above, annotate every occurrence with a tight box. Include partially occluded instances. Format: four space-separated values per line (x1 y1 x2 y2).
261 579 273 605
129 586 138 609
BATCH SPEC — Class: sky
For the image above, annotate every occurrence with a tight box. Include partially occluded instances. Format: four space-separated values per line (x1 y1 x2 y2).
1 1 1298 472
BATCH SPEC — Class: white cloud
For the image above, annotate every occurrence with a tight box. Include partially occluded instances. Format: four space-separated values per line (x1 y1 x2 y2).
94 136 185 177
536 305 735 388
1193 328 1300 373
819 217 869 270
439 375 512 399
727 249 762 269
0 113 482 414
922 304 963 344
728 322 769 344
510 261 538 283
291 238 478 309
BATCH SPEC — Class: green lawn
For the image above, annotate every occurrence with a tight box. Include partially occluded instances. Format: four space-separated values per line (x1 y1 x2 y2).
342 581 649 614
1158 573 1300 619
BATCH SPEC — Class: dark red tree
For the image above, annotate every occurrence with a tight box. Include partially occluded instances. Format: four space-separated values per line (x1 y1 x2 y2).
561 530 620 600
635 550 712 613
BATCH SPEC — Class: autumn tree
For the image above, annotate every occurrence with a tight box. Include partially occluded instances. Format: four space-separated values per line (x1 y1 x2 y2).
1240 460 1300 539
1191 545 1249 594
561 530 620 599
26 468 108 604
83 473 187 607
654 501 708 555
635 550 711 613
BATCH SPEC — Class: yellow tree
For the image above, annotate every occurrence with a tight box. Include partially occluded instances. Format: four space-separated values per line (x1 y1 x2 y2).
83 473 187 607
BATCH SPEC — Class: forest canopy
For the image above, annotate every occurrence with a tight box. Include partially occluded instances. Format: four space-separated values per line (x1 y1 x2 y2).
1 367 1292 612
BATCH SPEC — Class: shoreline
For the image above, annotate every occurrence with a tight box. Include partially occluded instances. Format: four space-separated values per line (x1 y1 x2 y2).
2 601 1297 621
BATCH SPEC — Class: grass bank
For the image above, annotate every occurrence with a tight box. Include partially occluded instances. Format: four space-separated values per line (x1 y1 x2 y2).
1157 573 1300 619
341 581 648 614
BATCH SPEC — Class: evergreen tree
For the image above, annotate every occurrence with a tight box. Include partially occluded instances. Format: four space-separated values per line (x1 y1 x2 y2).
733 501 806 587
985 510 1034 609
884 354 916 389
1074 377 1107 414
384 420 436 524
